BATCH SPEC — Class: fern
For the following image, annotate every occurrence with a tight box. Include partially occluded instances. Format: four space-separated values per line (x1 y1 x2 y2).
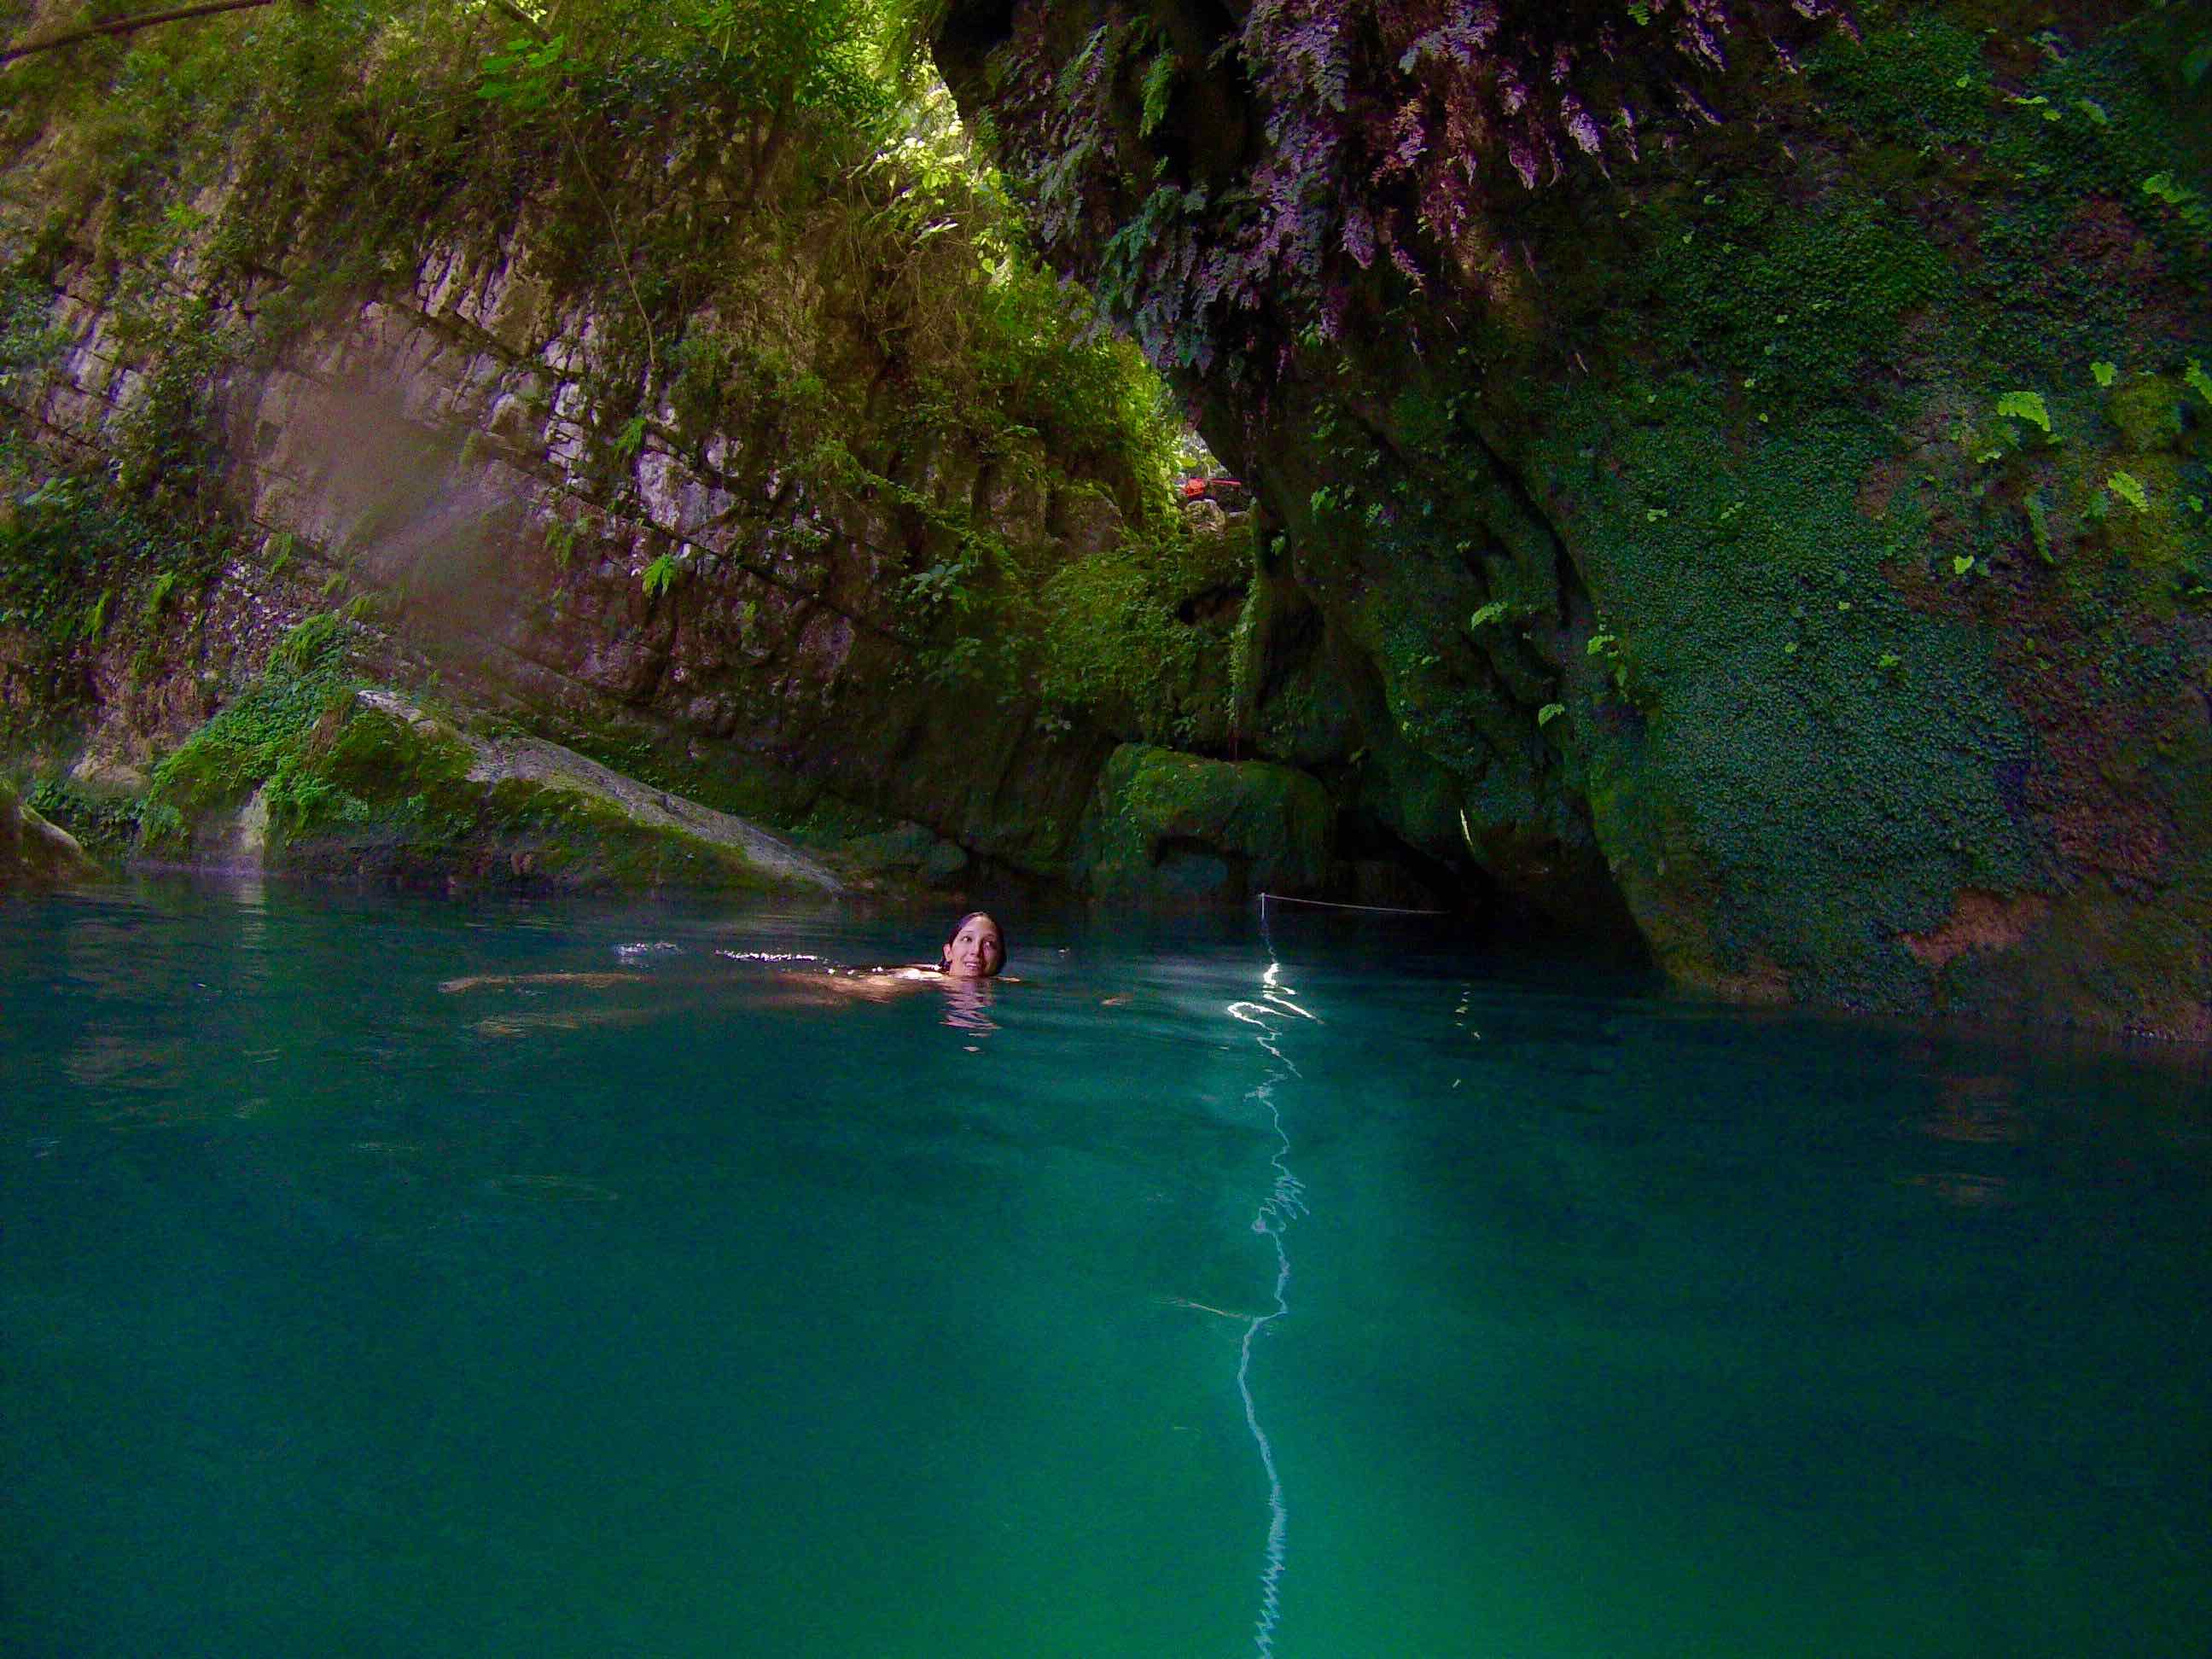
1994 391 2052 434
640 552 679 597
1138 50 1177 138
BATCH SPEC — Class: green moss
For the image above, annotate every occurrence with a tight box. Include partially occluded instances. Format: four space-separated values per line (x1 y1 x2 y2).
1035 512 1247 745
139 613 360 845
0 451 226 652
22 775 140 865
2107 373 2186 455
1072 742 1331 899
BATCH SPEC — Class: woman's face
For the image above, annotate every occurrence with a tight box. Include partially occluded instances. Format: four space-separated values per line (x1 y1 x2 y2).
941 914 1004 980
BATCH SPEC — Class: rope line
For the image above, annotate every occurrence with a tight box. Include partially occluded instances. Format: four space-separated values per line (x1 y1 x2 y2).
1254 891 1447 917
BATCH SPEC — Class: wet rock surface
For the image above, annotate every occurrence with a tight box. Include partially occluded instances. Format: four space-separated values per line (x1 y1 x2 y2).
929 0 2212 1034
0 777 102 889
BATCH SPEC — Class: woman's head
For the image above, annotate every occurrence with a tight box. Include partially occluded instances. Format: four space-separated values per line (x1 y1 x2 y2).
940 911 1006 979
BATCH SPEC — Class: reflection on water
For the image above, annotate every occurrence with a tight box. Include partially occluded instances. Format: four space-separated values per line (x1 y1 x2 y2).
3 882 2209 1658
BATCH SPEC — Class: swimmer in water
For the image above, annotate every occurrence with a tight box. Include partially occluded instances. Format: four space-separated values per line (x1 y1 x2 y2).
800 911 1011 999
935 911 1006 980
440 913 1012 1032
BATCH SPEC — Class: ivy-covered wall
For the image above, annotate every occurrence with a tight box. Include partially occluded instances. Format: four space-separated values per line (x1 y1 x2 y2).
934 0 2212 1034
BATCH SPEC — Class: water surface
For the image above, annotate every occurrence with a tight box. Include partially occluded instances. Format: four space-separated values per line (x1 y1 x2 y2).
4 884 2208 1656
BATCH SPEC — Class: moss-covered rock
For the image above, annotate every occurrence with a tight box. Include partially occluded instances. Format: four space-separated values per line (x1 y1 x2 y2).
934 0 2212 1033
135 619 843 894
1073 742 1332 902
0 776 102 888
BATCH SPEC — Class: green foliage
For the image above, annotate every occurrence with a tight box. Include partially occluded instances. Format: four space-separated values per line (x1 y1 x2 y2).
2108 470 2151 512
2139 171 2212 238
271 610 350 673
141 613 364 841
0 278 69 376
1536 703 1566 728
1995 391 2052 434
2187 34 2212 92
544 515 588 568
478 31 574 114
0 0 1196 778
1138 51 1177 139
24 775 141 863
1034 513 1247 746
0 451 223 649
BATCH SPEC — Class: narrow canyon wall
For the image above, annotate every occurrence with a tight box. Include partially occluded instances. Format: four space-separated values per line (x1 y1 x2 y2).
932 0 2212 1035
1 15 1287 898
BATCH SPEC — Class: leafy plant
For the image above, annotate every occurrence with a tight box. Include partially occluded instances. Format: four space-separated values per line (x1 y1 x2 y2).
2025 494 2058 566
640 552 679 597
2107 471 2151 513
2142 172 2212 236
1536 702 1565 728
2091 361 2117 388
982 0 1848 376
1994 391 2052 434
545 515 591 569
477 32 574 116
1138 49 1177 139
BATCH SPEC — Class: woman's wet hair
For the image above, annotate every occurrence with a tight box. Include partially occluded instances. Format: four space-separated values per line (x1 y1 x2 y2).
940 911 1007 977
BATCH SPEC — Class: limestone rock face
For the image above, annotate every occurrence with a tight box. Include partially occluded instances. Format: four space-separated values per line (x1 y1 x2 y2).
0 18 1341 913
0 779 102 889
9 254 1122 884
933 0 2212 1033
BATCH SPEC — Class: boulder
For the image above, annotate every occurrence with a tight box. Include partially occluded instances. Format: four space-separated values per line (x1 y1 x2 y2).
1074 743 1331 903
0 779 103 889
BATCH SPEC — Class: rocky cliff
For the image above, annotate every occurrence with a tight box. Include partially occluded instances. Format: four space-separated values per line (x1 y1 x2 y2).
931 0 2212 1035
1 0 1289 899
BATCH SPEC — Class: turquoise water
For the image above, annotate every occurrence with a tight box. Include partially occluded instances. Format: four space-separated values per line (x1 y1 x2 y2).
3 883 2209 1658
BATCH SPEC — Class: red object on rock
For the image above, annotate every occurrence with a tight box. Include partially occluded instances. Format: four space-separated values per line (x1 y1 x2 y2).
1180 475 1248 504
